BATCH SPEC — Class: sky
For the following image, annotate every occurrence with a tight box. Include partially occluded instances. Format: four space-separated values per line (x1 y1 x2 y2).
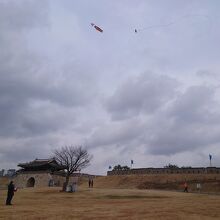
0 0 220 174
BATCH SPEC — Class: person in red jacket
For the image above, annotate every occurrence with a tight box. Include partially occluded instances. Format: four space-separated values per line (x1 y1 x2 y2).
183 182 188 192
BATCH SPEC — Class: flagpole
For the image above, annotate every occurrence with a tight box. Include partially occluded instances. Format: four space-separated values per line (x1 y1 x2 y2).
209 154 212 167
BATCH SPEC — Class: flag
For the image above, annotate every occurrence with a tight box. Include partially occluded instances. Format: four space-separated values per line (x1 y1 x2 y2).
209 154 212 160
109 166 112 169
131 160 134 165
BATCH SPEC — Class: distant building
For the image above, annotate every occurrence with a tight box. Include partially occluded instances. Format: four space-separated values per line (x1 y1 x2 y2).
6 169 16 177
14 158 78 188
0 169 5 177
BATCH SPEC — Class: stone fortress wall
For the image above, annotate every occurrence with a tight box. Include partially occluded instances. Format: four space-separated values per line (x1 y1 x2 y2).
14 171 78 188
107 167 220 176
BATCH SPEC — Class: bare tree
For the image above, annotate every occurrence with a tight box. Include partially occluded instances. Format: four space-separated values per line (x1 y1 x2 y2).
53 145 92 191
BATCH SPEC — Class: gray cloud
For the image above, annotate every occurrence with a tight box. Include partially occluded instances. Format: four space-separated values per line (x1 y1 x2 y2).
88 118 145 147
90 81 220 161
0 0 220 173
105 73 178 120
167 85 217 123
196 69 219 79
145 85 220 155
0 0 49 31
0 1 98 138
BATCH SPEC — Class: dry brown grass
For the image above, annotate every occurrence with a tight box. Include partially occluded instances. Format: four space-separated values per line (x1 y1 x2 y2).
0 177 9 189
86 175 220 192
0 184 220 220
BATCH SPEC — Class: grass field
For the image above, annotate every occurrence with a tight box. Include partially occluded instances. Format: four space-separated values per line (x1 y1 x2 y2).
1 185 220 220
0 177 9 190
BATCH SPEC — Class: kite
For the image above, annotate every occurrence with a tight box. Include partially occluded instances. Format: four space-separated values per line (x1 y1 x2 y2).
91 23 103 33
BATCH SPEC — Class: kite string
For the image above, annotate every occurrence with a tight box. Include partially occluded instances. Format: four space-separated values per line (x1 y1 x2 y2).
138 14 210 32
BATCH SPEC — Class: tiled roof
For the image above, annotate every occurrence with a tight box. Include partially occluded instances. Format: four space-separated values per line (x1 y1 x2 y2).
18 158 67 170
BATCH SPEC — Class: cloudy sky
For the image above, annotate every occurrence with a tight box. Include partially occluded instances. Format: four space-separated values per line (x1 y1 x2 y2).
0 0 220 174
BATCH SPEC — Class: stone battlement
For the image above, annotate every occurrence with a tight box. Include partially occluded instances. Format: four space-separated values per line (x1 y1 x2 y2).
107 167 220 176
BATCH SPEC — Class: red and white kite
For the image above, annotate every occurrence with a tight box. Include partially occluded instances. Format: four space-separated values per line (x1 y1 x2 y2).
91 23 103 33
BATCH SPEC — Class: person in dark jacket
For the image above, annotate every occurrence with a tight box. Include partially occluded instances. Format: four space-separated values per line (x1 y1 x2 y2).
91 178 93 188
6 181 15 205
88 178 91 188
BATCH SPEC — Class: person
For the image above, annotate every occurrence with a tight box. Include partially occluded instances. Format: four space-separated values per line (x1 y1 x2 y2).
6 181 16 205
88 177 94 188
88 178 91 188
72 182 77 192
196 183 201 193
183 182 188 193
91 178 93 188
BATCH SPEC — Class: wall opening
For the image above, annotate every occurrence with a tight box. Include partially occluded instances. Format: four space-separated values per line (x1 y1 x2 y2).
48 179 54 187
27 177 35 187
